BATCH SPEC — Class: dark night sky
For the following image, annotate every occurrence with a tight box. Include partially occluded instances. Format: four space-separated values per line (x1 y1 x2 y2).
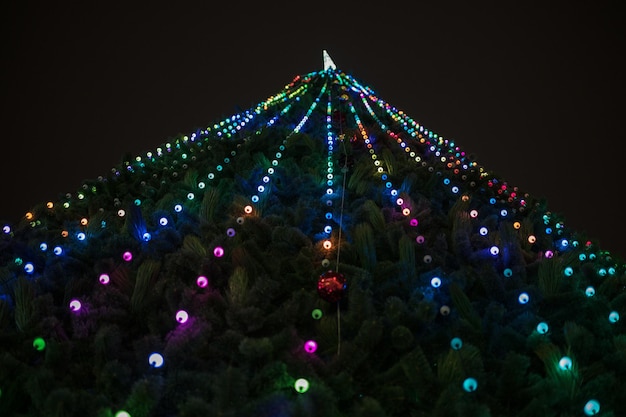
2 2 625 258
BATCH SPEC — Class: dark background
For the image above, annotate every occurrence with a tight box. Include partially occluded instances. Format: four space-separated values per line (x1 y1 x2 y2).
2 2 625 258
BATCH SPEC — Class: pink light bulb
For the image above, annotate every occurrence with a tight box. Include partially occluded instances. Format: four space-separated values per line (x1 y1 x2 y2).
175 310 189 324
304 340 318 353
69 299 82 312
196 275 208 288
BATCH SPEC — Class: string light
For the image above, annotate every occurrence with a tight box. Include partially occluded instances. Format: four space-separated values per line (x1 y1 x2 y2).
294 378 310 393
148 353 164 368
99 274 110 285
69 299 82 312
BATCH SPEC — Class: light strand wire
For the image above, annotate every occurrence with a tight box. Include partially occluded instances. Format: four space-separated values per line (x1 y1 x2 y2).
334 135 349 356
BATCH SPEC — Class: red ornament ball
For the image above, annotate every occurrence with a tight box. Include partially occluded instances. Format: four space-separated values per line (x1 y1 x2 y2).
317 271 347 303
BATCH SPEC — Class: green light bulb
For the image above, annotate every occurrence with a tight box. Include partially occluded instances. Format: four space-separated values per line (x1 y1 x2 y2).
294 378 309 393
33 337 46 351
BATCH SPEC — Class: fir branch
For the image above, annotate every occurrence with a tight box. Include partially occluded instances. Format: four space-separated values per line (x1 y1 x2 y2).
399 172 417 196
398 234 416 278
336 340 370 374
437 343 483 385
183 169 199 190
437 349 465 384
0 297 10 329
230 245 252 272
381 147 396 176
347 159 376 195
211 366 249 412
537 258 563 298
199 185 221 224
402 345 434 385
181 234 208 259
315 314 339 355
354 223 377 271
361 199 386 231
451 208 473 259
125 376 163 417
111 264 133 295
537 342 581 401
354 318 384 349
391 324 414 350
449 282 483 333
125 204 148 243
227 266 249 307
270 225 310 253
563 321 594 362
251 151 271 170
533 341 560 367
0 266 15 307
130 259 161 314
14 276 34 332
92 324 122 368
85 209 115 236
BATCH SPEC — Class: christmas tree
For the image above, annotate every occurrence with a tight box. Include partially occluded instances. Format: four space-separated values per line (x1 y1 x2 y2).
1 51 624 417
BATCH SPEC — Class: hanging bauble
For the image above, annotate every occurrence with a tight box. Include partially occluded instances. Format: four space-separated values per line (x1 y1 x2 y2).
317 270 347 303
